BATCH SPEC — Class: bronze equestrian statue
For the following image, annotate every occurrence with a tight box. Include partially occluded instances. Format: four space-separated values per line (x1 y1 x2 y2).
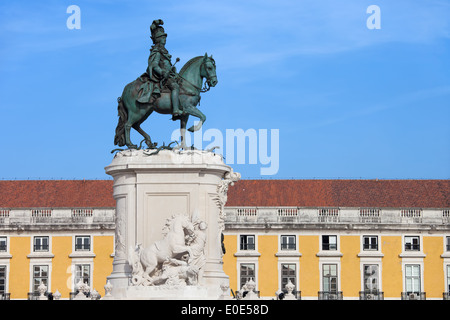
114 19 217 150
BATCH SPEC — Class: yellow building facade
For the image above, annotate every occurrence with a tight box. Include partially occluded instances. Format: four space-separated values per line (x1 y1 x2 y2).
222 230 450 299
0 208 115 299
222 179 450 300
0 179 449 300
3 233 114 299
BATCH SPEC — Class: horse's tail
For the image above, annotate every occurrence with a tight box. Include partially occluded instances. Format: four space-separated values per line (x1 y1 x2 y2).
114 96 127 147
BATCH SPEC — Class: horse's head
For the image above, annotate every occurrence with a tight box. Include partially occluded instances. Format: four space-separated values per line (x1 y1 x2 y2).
177 215 195 236
201 53 218 87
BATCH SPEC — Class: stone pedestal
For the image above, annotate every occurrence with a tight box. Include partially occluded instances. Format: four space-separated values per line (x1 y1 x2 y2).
104 149 239 299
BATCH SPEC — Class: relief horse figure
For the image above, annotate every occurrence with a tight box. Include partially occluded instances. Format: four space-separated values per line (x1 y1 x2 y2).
114 54 217 150
133 214 195 284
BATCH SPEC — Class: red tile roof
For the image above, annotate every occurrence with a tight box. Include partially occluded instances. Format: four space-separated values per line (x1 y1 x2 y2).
0 180 115 208
226 179 450 208
0 179 449 209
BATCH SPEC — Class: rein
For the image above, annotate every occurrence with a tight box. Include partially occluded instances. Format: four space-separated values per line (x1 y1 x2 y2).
179 75 210 94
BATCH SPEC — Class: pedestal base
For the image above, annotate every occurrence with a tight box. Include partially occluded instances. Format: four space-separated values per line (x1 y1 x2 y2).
125 286 209 300
104 149 239 300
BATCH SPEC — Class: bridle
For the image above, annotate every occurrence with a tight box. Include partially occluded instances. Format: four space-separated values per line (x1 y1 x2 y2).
178 58 215 94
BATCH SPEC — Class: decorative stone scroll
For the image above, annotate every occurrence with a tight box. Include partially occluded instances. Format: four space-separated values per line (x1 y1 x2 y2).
214 169 241 237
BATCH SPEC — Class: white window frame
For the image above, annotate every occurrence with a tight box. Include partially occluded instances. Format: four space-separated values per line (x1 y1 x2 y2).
280 235 297 251
319 258 341 292
320 262 340 293
441 236 450 294
402 260 424 294
400 235 425 258
239 234 256 251
404 235 421 252
317 234 342 258
0 236 11 297
278 259 299 293
237 258 258 291
70 259 94 292
28 236 54 259
69 235 95 259
29 260 52 294
33 236 50 253
73 263 92 288
235 233 260 257
0 237 7 253
360 262 382 293
74 235 91 252
0 264 8 297
321 235 338 251
445 264 450 294
362 235 379 251
404 264 422 293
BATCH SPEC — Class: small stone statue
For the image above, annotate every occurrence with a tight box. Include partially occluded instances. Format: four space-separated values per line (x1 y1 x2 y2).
283 280 296 300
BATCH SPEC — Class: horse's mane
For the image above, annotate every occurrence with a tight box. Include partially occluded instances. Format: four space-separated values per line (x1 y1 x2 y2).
161 214 189 236
179 56 203 76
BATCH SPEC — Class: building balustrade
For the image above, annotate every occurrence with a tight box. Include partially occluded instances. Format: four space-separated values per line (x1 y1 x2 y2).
359 290 384 300
318 291 343 300
401 292 426 300
0 293 10 300
225 207 450 228
27 291 52 300
0 208 115 229
280 289 301 300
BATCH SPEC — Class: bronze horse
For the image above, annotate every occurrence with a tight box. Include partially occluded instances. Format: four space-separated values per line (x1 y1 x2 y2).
114 54 217 150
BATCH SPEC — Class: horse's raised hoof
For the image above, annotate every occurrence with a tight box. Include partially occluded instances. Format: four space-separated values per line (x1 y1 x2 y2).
173 143 187 151
146 141 158 149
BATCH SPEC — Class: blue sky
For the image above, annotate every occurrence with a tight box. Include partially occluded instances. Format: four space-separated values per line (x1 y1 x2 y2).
0 0 449 180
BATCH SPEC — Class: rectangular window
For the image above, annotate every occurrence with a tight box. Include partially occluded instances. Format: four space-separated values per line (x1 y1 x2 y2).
447 265 450 293
240 235 255 251
280 235 296 250
405 264 421 293
281 264 296 292
405 236 420 251
322 264 338 292
446 237 450 252
363 265 379 292
0 265 6 295
363 236 378 251
75 236 91 251
239 263 255 288
322 235 337 251
74 264 91 288
32 265 48 293
0 237 6 252
33 236 49 252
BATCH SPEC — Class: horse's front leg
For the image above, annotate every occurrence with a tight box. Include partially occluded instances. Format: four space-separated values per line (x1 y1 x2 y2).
185 107 206 132
174 114 189 150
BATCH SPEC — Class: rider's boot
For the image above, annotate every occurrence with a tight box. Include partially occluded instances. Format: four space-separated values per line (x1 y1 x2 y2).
171 87 183 116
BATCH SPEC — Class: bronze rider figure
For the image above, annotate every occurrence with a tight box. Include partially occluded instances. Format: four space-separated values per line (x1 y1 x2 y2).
144 19 182 118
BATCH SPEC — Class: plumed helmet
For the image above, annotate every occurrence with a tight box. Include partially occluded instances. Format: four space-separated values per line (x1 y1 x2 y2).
150 19 167 41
